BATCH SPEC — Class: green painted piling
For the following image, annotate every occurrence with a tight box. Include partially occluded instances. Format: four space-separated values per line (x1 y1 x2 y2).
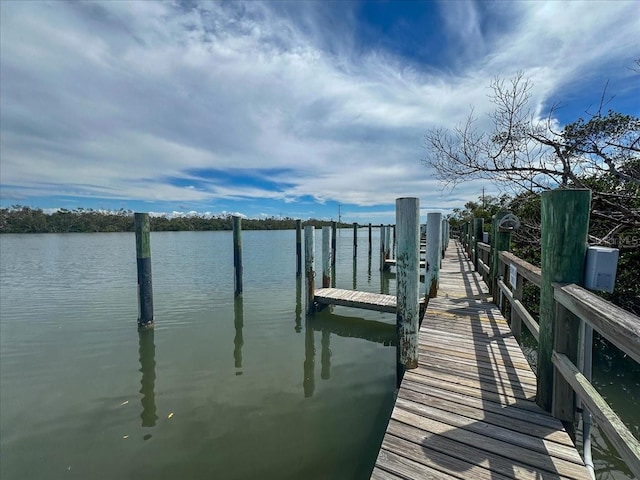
135 213 154 328
322 226 331 288
426 212 442 298
473 218 484 271
491 210 511 300
537 189 591 416
296 219 302 277
232 216 243 297
353 222 358 258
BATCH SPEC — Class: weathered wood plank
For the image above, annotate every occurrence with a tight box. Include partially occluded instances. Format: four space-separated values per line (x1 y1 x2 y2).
315 288 425 313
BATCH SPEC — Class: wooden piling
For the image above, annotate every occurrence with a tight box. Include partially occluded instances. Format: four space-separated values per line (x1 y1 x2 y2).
491 210 511 300
537 189 591 416
396 197 420 375
134 213 154 328
322 226 331 288
305 226 316 314
368 223 372 256
232 215 243 297
379 223 385 271
472 218 484 272
296 219 302 277
426 212 442 298
353 222 358 258
385 225 391 260
331 221 337 270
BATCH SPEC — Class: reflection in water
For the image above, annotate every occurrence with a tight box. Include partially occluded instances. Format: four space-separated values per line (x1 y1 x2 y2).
321 330 331 380
234 296 244 375
312 310 396 346
295 276 302 333
138 329 158 429
367 250 372 284
303 317 315 398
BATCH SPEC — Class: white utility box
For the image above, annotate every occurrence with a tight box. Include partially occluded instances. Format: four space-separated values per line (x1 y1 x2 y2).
583 246 619 293
482 232 489 243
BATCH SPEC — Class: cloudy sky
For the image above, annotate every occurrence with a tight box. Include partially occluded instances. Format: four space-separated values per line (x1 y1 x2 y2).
1 1 638 222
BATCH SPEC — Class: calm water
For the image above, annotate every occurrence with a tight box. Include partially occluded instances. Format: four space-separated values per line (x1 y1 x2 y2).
0 230 397 480
1 231 637 479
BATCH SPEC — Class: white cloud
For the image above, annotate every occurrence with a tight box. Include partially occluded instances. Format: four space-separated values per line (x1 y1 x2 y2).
0 0 637 215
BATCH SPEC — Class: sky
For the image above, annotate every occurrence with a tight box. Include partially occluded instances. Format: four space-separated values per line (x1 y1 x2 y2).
1 0 638 223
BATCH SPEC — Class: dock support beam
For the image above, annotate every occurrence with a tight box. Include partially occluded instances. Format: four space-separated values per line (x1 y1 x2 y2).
537 189 591 418
305 226 316 314
135 213 154 329
396 197 420 380
379 224 385 271
368 223 372 256
331 221 337 271
322 226 331 288
426 212 442 298
296 219 302 277
233 216 243 297
353 222 358 258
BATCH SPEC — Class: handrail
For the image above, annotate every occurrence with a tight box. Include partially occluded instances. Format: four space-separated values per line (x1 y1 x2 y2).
554 283 640 364
497 279 540 341
499 251 541 287
477 241 490 252
552 352 640 477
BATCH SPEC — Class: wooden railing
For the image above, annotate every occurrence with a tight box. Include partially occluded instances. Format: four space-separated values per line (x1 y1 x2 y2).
457 203 640 478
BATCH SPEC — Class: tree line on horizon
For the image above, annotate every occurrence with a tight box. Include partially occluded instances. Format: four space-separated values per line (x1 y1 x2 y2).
0 206 352 234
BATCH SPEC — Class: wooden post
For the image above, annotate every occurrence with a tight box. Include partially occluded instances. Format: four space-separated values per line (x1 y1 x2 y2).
368 223 372 256
385 225 391 261
296 219 302 277
232 216 243 297
396 197 420 379
441 218 446 258
135 213 154 328
331 221 337 270
426 213 442 298
353 222 358 258
491 210 511 301
304 226 316 314
537 189 591 417
322 226 331 288
392 224 396 257
379 224 385 271
511 268 523 341
473 218 483 272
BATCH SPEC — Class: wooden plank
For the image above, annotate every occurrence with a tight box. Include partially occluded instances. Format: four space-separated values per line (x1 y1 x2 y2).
315 288 425 313
497 279 540 341
499 251 542 287
385 259 426 268
554 283 640 364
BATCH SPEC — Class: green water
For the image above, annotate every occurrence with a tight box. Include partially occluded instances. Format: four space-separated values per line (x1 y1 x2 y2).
0 230 397 479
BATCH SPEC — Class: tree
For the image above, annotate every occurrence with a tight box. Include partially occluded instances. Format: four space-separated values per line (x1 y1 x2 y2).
423 72 640 246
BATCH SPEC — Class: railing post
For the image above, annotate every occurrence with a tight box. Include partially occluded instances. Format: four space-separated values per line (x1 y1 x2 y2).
134 213 154 329
473 218 484 271
396 197 420 383
322 226 331 288
426 212 442 299
491 210 511 301
304 226 316 314
232 216 243 297
296 219 302 277
537 189 591 417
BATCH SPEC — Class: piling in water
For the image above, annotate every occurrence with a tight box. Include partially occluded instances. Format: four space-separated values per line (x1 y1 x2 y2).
353 222 358 258
331 221 337 270
233 216 243 296
396 197 420 378
296 219 302 277
135 213 154 328
305 226 315 314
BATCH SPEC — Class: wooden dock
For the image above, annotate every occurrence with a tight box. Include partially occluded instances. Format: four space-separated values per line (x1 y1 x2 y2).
314 288 426 314
371 241 591 479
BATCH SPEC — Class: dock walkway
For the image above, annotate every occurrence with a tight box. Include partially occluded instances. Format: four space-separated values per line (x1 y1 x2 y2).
371 241 590 479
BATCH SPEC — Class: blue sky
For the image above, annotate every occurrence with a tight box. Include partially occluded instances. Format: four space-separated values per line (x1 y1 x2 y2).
1 1 638 223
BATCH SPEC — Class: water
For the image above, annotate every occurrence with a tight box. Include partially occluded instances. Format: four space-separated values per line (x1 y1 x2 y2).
2 231 637 479
0 230 396 480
